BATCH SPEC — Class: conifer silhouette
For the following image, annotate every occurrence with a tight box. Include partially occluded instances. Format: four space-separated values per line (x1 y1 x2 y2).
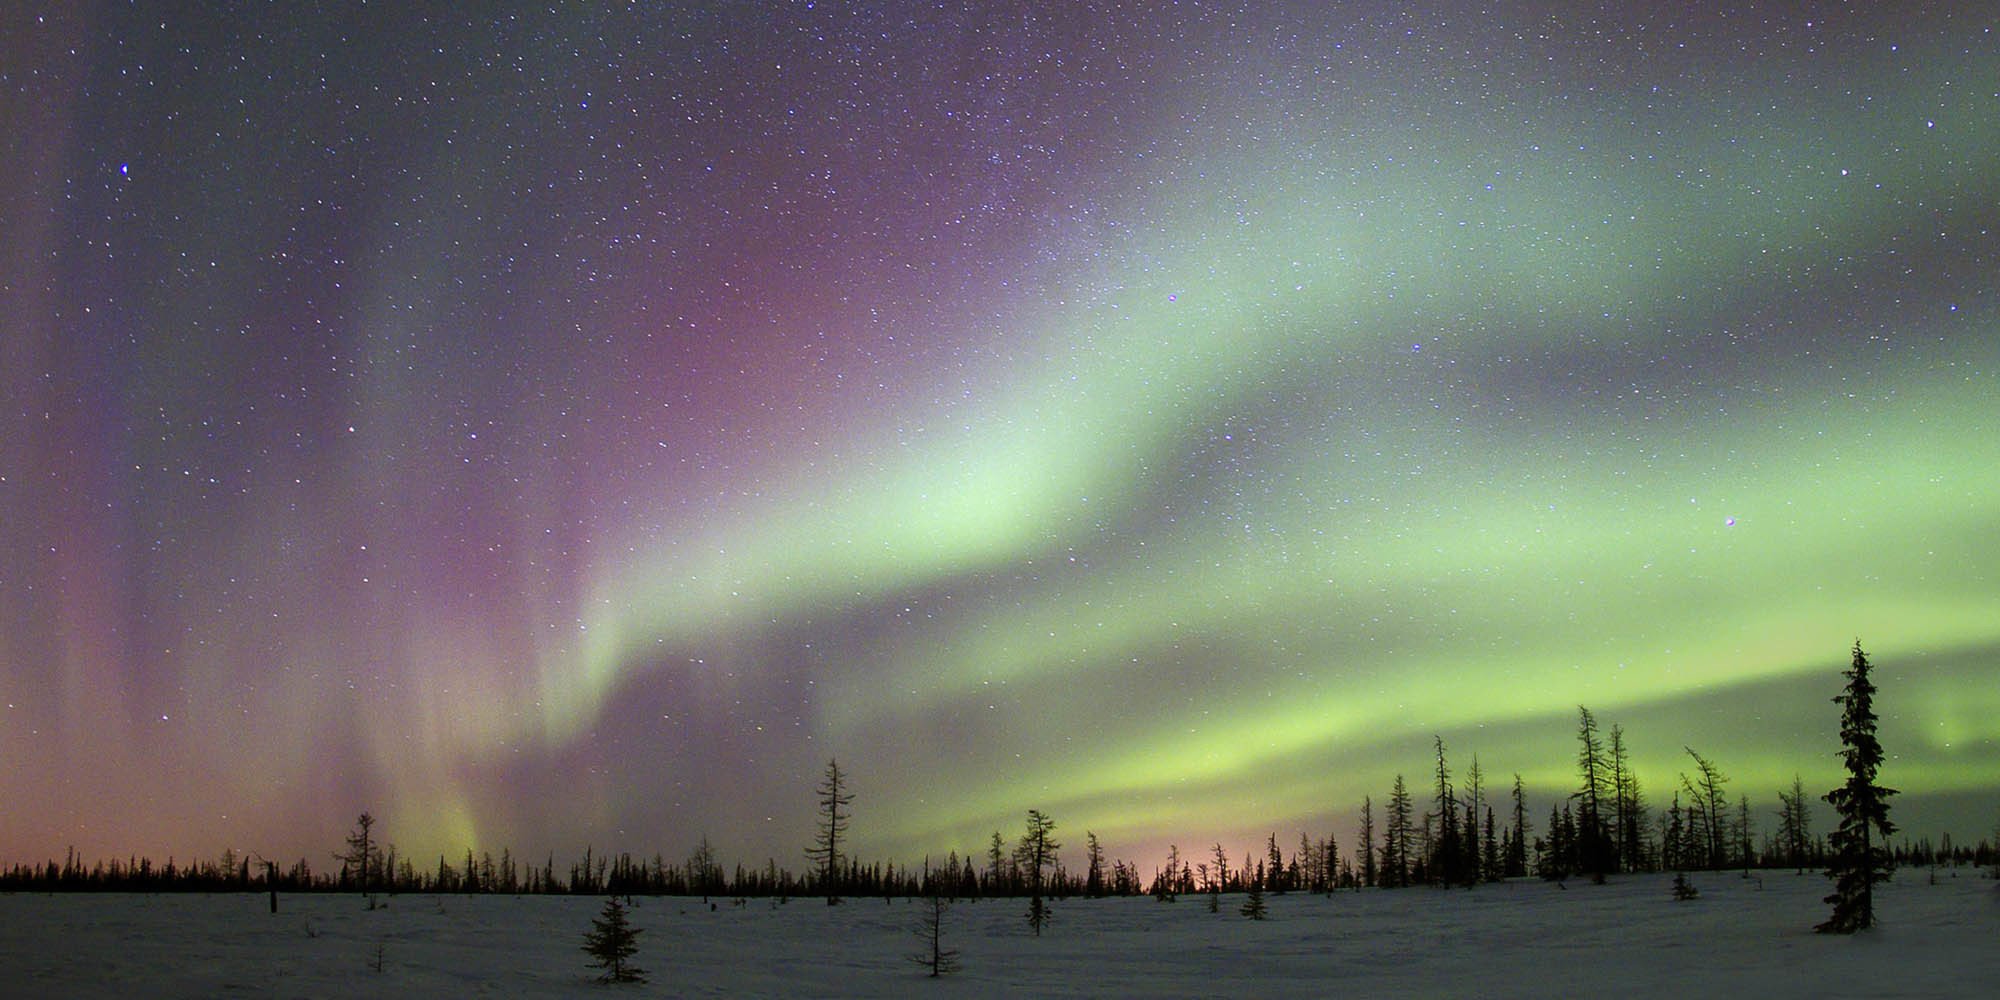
1818 641 1897 934
909 893 960 977
581 897 646 983
1240 862 1268 919
804 759 853 904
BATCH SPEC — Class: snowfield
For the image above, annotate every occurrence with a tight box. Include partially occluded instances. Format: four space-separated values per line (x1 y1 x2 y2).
3 871 1994 997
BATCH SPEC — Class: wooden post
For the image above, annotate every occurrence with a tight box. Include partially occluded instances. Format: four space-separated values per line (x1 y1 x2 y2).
267 860 279 913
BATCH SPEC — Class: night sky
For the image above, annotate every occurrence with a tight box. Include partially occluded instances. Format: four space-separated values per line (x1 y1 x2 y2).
4 4 1996 872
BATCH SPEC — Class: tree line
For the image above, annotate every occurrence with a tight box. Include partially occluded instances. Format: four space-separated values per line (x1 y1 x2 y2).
23 812 1973 898
3 642 1974 924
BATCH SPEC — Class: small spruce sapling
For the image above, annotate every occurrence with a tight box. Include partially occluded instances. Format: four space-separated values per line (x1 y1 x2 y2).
581 896 647 984
1671 872 1699 901
909 894 960 977
1240 862 1268 920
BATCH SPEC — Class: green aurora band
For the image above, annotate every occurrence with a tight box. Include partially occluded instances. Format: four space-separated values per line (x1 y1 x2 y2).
4 6 1995 870
556 31 2000 861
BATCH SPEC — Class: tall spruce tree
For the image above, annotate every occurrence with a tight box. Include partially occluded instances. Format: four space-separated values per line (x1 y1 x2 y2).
1609 724 1647 872
1358 796 1378 888
1481 806 1500 883
1735 794 1756 871
1574 707 1614 880
1460 799 1479 887
1017 809 1060 935
1158 844 1182 901
1777 775 1813 873
1536 804 1569 880
1464 755 1487 884
1300 833 1319 893
1682 748 1730 870
986 831 1009 894
1431 736 1460 887
1383 775 1414 888
1266 833 1285 893
1085 832 1106 898
1817 640 1897 934
1664 793 1687 872
1321 832 1340 894
805 758 853 904
337 812 380 893
1507 774 1531 878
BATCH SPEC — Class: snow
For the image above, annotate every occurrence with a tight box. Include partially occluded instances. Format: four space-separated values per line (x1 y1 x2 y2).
3 871 1994 997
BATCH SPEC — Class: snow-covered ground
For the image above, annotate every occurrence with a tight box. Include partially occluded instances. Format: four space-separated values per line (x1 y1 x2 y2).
3 871 1994 997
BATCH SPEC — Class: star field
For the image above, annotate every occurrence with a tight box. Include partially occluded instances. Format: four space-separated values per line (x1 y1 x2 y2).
2 4 1996 869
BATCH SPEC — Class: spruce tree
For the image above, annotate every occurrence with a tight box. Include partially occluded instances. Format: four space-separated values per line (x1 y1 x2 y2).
337 813 380 895
1240 861 1268 919
1460 799 1479 887
1464 755 1486 884
1017 810 1060 935
1777 775 1813 873
1736 794 1755 871
1506 775 1531 878
1266 834 1285 894
1157 845 1182 902
1574 707 1613 880
1383 776 1414 888
1664 794 1686 872
581 897 646 983
804 758 853 904
910 892 960 977
1817 640 1897 934
1322 833 1339 895
1682 748 1730 870
1301 833 1320 893
1016 810 1060 896
1481 806 1500 883
1671 871 1699 901
1358 797 1378 888
1085 832 1106 898
986 831 1008 894
1536 804 1570 881
1609 724 1647 871
1432 736 1460 887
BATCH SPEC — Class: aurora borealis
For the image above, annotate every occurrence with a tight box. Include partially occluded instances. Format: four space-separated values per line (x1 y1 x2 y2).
3 4 1997 872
